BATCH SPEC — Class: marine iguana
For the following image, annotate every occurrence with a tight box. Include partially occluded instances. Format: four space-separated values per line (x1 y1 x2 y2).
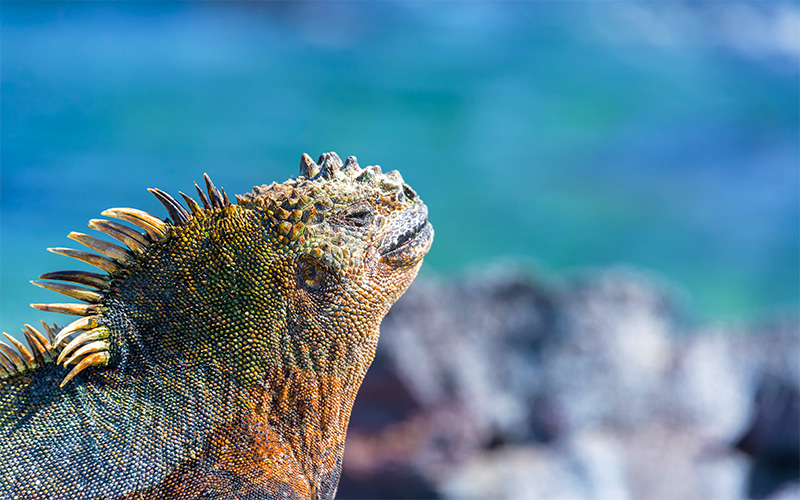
0 152 433 499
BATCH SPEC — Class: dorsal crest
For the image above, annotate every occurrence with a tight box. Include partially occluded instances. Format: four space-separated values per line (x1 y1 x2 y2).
0 174 231 387
0 322 60 378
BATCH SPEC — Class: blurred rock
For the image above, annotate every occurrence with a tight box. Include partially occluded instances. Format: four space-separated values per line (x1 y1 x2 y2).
735 373 800 499
543 269 677 432
338 265 799 500
376 267 560 447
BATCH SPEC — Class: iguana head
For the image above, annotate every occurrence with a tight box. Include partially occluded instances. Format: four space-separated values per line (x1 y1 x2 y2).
10 152 431 389
236 151 433 339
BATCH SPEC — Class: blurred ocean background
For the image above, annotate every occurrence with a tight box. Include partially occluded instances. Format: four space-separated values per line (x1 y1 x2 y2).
2 3 799 499
1 3 797 335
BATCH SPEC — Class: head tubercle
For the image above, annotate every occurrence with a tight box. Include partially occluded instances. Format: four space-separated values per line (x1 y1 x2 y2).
235 152 428 270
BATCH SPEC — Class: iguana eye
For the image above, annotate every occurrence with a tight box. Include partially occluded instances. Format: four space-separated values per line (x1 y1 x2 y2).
343 204 373 227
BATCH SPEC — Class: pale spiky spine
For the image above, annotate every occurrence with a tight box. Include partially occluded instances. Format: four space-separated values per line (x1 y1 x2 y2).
3 175 228 386
0 323 59 379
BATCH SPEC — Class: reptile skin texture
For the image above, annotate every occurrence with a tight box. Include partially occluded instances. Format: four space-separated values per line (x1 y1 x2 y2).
0 152 433 499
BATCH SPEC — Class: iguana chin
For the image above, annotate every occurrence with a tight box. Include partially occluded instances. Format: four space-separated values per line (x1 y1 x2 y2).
0 152 433 499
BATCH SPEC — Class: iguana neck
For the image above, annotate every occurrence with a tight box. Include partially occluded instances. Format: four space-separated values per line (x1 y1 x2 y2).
98 206 377 494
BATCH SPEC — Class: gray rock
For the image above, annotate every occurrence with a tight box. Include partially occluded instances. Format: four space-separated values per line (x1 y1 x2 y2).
339 265 799 499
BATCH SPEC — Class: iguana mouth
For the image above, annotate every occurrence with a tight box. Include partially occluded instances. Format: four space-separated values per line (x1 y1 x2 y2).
380 203 433 265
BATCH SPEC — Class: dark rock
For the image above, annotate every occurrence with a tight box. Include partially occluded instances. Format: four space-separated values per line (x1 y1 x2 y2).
735 374 800 499
337 463 440 500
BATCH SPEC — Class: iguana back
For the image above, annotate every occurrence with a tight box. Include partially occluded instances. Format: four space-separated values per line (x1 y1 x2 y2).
0 152 433 499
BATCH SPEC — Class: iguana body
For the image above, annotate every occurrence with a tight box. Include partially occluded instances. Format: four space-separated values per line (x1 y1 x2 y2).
0 153 433 499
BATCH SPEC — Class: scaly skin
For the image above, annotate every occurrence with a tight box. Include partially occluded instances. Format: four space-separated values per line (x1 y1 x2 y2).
0 152 433 499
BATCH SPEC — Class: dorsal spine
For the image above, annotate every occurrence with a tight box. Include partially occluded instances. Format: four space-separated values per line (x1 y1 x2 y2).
1 174 231 387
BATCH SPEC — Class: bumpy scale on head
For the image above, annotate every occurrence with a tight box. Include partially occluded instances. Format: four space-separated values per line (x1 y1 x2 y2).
237 152 429 272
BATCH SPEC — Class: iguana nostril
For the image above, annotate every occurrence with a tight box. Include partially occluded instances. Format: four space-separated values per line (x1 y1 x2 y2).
403 184 417 201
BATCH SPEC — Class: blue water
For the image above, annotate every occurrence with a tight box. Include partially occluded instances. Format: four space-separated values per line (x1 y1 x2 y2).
1 2 798 337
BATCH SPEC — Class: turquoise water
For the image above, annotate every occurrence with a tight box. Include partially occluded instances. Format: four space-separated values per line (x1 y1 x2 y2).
1 2 798 337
